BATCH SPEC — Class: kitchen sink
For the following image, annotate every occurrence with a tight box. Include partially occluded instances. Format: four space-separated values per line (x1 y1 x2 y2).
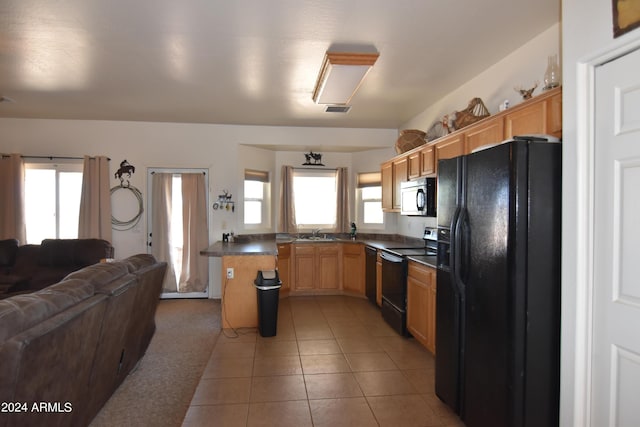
294 236 339 242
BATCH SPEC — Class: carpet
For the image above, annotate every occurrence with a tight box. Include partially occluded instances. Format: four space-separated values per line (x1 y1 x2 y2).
90 299 220 427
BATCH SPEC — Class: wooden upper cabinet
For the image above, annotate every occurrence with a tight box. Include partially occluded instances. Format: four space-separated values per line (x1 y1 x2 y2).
408 151 421 180
381 161 393 211
464 119 504 153
546 90 562 138
392 157 408 210
420 144 436 176
434 133 464 174
504 86 562 139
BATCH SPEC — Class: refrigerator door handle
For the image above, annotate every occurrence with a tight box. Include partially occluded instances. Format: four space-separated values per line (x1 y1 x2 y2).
449 206 461 287
454 207 468 294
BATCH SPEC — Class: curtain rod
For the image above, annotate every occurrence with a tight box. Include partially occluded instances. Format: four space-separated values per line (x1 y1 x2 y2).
1 154 111 161
293 167 339 171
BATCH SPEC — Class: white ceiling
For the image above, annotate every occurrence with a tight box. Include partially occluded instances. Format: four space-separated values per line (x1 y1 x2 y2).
0 0 560 129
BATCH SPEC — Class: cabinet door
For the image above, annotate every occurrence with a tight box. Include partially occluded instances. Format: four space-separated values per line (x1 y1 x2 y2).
546 90 562 138
408 151 421 180
277 243 291 295
434 134 464 174
464 119 504 154
343 243 365 295
392 157 408 210
407 261 436 353
426 276 437 353
504 100 546 138
407 275 430 347
293 245 315 290
317 244 340 290
381 161 393 211
420 144 436 176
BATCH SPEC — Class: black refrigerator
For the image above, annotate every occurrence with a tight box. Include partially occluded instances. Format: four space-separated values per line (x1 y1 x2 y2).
435 138 561 427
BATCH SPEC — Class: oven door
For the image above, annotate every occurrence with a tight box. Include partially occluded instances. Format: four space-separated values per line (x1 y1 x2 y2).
380 250 408 311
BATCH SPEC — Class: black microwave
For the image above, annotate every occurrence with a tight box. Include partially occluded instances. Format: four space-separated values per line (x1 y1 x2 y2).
400 178 436 216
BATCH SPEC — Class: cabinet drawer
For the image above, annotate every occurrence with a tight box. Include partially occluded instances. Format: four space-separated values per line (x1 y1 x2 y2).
408 261 434 285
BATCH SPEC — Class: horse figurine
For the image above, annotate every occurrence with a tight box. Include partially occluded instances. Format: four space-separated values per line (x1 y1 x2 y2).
115 160 136 185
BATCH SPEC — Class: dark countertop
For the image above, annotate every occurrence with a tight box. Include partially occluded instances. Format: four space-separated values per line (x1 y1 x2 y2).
200 241 278 256
406 255 438 269
200 234 425 258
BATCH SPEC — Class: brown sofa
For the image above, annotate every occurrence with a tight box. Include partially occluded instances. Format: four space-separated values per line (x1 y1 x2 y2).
0 254 167 427
0 238 114 297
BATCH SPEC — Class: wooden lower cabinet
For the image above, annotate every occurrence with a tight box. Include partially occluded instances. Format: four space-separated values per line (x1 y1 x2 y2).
342 243 365 295
276 243 291 297
406 261 436 354
292 243 340 293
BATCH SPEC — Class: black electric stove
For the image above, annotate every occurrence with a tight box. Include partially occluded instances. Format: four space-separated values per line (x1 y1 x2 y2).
380 227 437 336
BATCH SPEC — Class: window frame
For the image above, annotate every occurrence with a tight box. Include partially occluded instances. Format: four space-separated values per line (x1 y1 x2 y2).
291 168 339 231
24 160 83 244
356 171 385 230
243 169 270 231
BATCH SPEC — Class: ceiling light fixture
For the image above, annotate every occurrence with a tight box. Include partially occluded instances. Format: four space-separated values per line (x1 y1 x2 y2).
312 52 379 105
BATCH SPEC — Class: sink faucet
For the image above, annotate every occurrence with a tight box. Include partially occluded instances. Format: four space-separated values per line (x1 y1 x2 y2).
312 228 322 237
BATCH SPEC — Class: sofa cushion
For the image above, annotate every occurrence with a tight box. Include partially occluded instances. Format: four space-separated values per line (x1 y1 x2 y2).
64 262 129 288
122 253 157 273
0 239 19 268
0 278 94 342
38 238 113 268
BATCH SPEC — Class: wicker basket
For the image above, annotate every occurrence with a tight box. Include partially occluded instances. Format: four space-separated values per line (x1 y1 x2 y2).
395 129 426 154
454 98 490 130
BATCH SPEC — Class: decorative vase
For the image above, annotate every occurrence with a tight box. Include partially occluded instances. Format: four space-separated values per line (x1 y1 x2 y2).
544 54 560 90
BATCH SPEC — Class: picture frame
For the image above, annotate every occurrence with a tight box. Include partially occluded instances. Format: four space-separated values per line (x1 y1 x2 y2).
613 0 640 38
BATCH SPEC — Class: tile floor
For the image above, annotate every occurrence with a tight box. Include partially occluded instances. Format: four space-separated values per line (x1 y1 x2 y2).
182 295 463 427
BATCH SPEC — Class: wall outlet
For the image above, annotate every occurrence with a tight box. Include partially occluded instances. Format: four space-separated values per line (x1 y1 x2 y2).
226 268 234 279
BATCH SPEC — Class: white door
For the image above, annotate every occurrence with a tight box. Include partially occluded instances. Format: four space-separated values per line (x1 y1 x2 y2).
592 47 640 426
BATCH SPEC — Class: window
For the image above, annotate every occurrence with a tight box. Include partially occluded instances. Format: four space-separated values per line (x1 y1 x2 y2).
243 169 270 227
292 169 337 229
357 172 384 226
24 162 83 244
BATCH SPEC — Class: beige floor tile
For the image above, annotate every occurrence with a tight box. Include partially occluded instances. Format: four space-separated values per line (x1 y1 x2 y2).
252 355 303 376
247 400 313 427
402 368 435 394
309 397 378 427
375 335 422 353
250 375 307 402
337 337 383 353
304 372 363 399
216 330 258 344
367 395 443 427
300 354 351 374
297 338 341 355
255 339 299 357
345 352 398 372
355 370 419 396
387 350 433 370
201 357 254 379
211 341 256 359
190 377 252 405
329 321 370 338
182 403 249 427
294 326 334 340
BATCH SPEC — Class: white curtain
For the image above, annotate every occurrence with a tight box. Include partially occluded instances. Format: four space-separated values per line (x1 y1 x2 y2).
279 165 297 233
178 173 209 293
151 173 178 292
78 155 112 241
0 153 26 242
336 167 350 232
